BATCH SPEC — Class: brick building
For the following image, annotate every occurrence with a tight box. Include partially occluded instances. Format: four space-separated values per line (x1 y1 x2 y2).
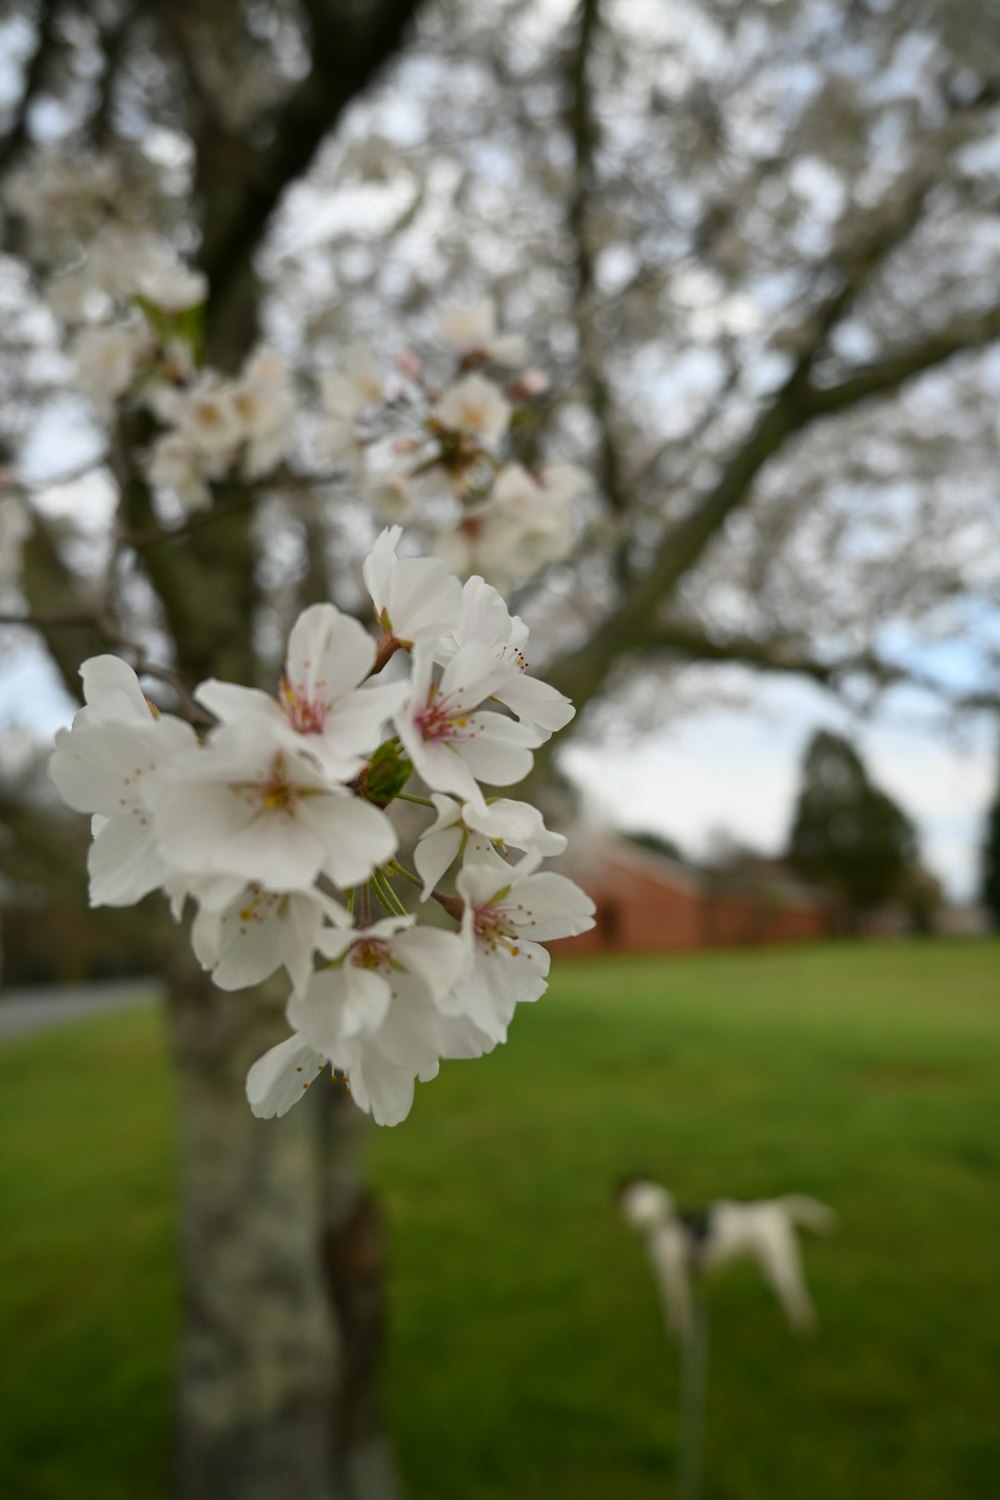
550 836 838 957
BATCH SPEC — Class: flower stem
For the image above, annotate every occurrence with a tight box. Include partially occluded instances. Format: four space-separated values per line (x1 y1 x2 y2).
373 869 408 918
370 632 401 675
388 858 422 888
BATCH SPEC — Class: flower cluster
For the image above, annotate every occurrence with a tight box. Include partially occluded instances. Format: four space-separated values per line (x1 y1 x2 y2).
318 299 586 587
62 258 583 565
50 530 594 1125
53 245 297 515
145 345 295 511
2 153 295 517
5 146 589 578
69 301 295 513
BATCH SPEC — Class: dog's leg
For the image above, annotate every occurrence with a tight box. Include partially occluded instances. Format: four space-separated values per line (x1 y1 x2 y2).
648 1225 693 1340
753 1216 816 1332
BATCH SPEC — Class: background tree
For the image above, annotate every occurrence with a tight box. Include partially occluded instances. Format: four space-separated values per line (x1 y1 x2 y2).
2 2 1000 1498
786 730 917 922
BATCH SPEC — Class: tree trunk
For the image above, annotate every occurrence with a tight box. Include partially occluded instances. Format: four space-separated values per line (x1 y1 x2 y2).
319 1091 404 1500
167 957 403 1500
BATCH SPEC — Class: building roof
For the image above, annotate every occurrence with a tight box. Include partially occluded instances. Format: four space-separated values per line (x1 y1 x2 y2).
556 831 835 909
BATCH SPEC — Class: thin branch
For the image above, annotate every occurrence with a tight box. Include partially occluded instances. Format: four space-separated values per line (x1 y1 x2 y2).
0 602 216 726
127 657 217 726
640 617 1000 714
802 303 1000 416
0 606 116 632
544 172 1000 716
10 457 109 491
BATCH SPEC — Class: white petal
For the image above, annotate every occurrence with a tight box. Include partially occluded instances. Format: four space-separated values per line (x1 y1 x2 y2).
246 1035 328 1119
447 941 549 1037
414 823 463 899
462 797 567 859
79 655 151 723
348 1046 420 1126
87 810 171 907
361 527 401 619
393 926 467 1005
399 729 483 802
311 796 398 886
508 871 596 941
289 968 354 1052
458 713 542 786
219 811 327 891
342 964 393 1038
195 680 281 726
285 603 375 703
310 679 409 779
494 673 575 734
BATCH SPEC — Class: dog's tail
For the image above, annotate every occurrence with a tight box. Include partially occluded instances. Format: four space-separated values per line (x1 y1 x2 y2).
778 1195 837 1234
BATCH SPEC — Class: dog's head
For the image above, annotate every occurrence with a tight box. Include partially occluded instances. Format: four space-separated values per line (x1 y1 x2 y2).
616 1176 674 1231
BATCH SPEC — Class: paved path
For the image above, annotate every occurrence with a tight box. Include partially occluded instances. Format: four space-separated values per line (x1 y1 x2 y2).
0 979 163 1042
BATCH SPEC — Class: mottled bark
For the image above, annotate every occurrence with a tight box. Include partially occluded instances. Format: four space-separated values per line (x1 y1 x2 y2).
320 1095 404 1500
169 963 340 1500
166 955 403 1500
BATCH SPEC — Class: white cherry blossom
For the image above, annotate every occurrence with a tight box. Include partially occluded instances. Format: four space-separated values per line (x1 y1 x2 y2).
362 525 462 647
445 854 595 1044
276 916 469 1124
414 792 567 898
438 299 528 366
190 879 350 996
196 603 406 782
133 261 208 312
231 345 295 478
321 344 383 421
437 575 575 735
436 373 511 447
49 656 197 907
289 916 466 1050
147 431 212 513
437 464 581 586
73 324 148 413
395 642 544 804
362 469 414 522
176 375 244 466
147 721 397 891
484 463 578 579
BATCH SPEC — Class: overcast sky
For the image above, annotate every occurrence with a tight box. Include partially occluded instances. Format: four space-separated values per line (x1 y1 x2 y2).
563 672 995 901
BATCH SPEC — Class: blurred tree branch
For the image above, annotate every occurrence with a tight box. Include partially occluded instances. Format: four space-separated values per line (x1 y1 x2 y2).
544 107 1000 719
195 0 428 360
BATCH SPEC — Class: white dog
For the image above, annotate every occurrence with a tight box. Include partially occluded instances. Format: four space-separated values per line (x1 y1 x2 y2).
619 1178 836 1338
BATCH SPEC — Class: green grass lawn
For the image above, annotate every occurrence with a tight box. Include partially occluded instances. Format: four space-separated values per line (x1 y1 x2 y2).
1 942 999 1500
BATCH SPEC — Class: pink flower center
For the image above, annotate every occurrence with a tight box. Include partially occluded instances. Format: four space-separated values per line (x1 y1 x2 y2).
473 899 527 956
414 689 473 745
280 675 327 735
